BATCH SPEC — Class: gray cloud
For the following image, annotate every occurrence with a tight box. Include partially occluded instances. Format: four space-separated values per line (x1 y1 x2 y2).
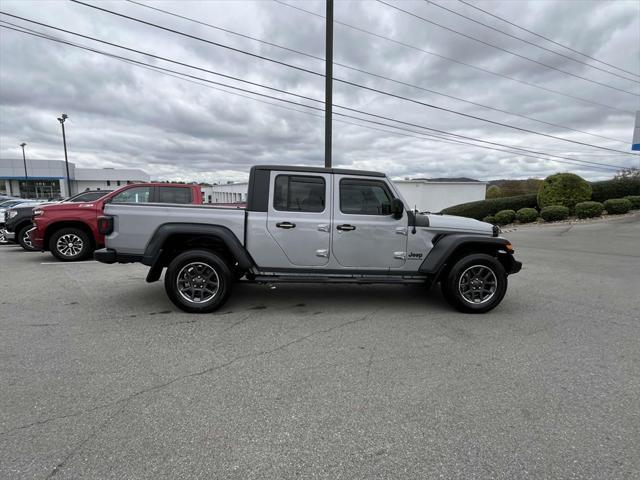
0 0 638 184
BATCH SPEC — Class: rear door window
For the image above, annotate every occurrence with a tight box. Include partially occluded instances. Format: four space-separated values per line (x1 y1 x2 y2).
157 186 192 204
273 175 325 212
111 186 152 204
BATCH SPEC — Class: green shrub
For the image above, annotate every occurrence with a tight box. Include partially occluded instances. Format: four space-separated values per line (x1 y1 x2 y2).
540 205 570 222
482 215 496 224
516 207 538 223
494 209 516 225
624 195 640 209
591 177 640 202
486 185 502 199
441 193 537 220
537 173 592 211
574 201 603 219
603 198 632 215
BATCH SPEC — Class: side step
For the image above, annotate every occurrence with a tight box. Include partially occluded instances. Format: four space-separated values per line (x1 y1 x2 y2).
250 274 428 285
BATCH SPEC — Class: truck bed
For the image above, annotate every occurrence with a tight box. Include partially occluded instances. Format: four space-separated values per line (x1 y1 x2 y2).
104 203 245 255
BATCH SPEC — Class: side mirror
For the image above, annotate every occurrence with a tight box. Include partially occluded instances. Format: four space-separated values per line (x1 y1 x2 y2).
391 198 404 219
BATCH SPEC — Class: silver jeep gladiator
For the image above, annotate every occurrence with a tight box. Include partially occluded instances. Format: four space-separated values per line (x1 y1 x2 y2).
95 165 521 313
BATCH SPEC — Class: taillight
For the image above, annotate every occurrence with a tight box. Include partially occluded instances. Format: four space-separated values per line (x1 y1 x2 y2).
97 216 114 235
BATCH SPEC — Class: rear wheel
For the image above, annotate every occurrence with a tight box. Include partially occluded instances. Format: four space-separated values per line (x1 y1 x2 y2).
49 228 92 262
164 249 233 313
441 253 507 313
18 224 38 251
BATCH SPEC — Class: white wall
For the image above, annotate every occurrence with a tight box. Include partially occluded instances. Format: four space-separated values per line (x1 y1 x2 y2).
202 183 248 204
394 181 487 213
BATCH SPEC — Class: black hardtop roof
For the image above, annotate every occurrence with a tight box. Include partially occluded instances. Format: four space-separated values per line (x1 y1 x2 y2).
251 165 386 178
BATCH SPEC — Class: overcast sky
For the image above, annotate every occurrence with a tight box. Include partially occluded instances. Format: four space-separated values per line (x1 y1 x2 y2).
0 0 639 183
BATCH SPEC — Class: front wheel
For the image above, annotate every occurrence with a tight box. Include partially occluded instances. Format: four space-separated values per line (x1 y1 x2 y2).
164 250 233 313
441 253 508 314
49 228 92 261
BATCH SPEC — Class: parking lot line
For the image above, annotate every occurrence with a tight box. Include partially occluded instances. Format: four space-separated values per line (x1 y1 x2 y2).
40 261 98 265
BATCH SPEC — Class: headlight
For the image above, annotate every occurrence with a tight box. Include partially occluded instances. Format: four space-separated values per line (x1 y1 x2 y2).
8 210 18 218
33 208 44 216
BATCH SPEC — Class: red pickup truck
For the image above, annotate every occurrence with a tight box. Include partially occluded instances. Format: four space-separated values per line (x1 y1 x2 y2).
30 183 203 261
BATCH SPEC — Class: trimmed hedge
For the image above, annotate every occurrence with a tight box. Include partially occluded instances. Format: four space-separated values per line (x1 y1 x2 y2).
591 177 640 202
516 207 538 223
494 209 516 225
574 201 603 219
482 215 496 224
604 198 632 214
540 205 570 221
624 195 640 209
538 173 591 211
441 193 537 220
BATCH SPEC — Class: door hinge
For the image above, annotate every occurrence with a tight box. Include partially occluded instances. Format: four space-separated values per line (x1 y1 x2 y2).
393 251 406 260
316 249 329 258
395 227 408 236
317 224 330 232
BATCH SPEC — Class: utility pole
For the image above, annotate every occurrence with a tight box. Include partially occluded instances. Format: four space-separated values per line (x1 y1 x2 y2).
324 0 333 168
57 113 72 197
20 142 28 198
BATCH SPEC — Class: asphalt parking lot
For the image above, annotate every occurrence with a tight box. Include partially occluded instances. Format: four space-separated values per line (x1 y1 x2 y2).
1 213 639 480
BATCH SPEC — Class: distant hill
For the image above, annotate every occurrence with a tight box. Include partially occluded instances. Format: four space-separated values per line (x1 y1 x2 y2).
409 177 481 183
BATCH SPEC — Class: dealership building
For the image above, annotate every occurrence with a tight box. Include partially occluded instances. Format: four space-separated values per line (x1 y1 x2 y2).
0 159 150 198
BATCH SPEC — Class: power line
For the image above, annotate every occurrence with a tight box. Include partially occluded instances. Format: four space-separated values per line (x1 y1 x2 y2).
7 20 596 171
57 4 639 156
0 10 633 168
273 0 633 114
124 0 628 145
377 0 639 97
458 0 640 79
0 20 625 172
424 0 640 83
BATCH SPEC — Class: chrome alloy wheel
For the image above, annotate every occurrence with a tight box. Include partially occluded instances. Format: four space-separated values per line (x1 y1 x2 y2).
458 265 497 305
176 262 220 304
22 229 33 248
56 233 84 257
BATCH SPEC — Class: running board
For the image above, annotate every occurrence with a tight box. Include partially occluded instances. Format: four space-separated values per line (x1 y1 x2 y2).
250 274 428 285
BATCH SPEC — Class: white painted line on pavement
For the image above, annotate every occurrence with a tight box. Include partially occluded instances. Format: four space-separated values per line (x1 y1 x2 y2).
40 261 99 265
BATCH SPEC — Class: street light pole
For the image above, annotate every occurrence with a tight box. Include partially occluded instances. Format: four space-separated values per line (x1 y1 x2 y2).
324 0 333 168
57 113 72 197
20 142 28 198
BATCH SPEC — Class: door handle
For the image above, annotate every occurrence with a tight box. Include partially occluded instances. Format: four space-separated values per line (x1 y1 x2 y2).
276 222 296 229
336 224 356 231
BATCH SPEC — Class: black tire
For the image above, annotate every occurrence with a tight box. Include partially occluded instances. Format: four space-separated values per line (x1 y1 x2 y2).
441 253 508 314
164 249 233 313
18 224 38 251
49 228 92 262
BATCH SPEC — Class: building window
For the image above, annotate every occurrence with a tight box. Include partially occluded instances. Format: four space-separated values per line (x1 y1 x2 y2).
117 180 121 186
18 179 61 199
107 180 111 186
274 175 325 212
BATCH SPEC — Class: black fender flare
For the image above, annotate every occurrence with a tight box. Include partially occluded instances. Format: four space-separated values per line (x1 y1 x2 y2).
419 234 512 279
142 223 255 282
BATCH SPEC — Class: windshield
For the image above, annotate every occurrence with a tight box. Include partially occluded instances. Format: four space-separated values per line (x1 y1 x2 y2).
66 191 110 202
0 200 25 208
